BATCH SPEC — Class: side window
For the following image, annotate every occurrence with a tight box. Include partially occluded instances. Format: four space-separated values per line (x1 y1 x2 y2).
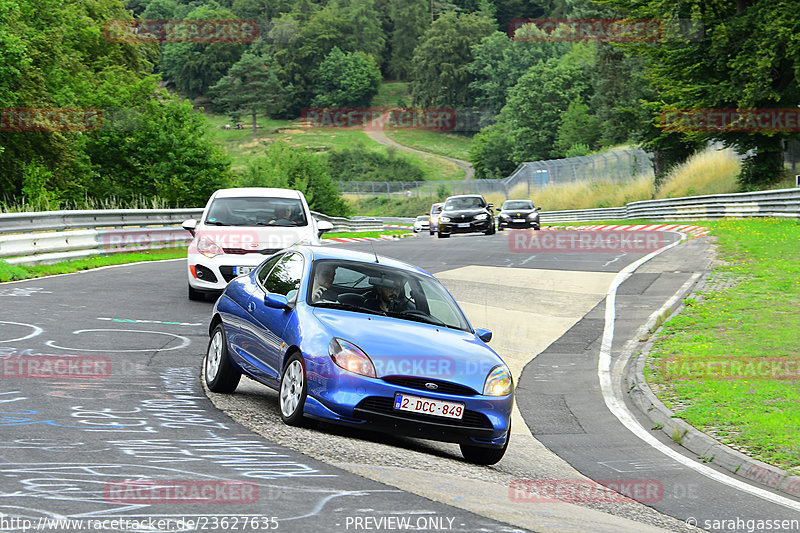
262 253 304 300
256 254 284 285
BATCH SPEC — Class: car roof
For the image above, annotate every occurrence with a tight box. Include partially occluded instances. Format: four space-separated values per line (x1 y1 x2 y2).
213 187 303 200
299 245 431 277
446 194 484 200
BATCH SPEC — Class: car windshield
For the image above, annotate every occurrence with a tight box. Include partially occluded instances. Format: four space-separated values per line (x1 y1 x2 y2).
308 260 471 332
430 205 442 214
443 197 484 211
205 197 307 227
503 201 534 210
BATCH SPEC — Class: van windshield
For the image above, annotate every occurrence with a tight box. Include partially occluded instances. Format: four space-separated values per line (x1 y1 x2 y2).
204 197 308 227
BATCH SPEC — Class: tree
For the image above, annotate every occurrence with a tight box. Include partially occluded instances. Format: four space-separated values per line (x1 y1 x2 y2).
467 31 567 117
311 47 381 108
237 144 350 216
387 0 428 79
340 0 386 65
501 44 594 162
605 0 800 187
159 5 245 99
211 52 285 139
555 98 601 156
469 122 516 178
410 11 495 107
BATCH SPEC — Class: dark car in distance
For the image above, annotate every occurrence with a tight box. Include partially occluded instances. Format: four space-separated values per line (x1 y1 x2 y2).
497 199 541 231
437 195 495 238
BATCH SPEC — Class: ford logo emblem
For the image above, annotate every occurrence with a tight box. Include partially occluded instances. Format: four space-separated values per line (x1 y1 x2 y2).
425 382 438 390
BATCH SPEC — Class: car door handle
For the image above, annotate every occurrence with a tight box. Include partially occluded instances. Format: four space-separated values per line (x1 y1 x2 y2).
247 301 256 313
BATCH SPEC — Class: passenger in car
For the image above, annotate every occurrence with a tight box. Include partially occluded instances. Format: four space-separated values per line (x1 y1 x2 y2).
311 263 337 302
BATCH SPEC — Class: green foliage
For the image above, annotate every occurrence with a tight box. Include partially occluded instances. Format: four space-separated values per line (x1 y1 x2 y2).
555 98 600 156
502 44 594 162
410 11 495 107
311 47 382 108
210 52 286 138
564 143 590 158
327 144 424 182
159 5 245 99
469 122 515 179
467 31 567 116
387 0 428 79
606 0 800 187
237 144 350 216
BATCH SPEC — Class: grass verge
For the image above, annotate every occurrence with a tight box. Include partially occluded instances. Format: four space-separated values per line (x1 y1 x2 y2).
0 248 188 282
383 130 473 161
323 230 410 239
642 219 800 470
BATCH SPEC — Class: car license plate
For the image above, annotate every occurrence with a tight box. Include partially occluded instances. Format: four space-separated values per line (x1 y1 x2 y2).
234 266 255 276
513 218 526 223
457 222 470 228
393 393 464 419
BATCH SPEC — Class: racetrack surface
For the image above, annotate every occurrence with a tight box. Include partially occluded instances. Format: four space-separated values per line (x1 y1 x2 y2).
2 231 798 532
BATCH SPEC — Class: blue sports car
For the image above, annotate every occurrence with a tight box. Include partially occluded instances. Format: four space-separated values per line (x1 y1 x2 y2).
204 245 514 464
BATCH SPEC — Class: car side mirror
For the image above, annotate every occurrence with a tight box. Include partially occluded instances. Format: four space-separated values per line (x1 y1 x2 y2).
265 293 291 310
535 206 542 211
317 220 334 237
476 328 492 343
487 203 494 210
182 219 197 236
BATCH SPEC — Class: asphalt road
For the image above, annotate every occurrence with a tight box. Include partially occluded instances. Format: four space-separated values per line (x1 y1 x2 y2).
2 230 798 533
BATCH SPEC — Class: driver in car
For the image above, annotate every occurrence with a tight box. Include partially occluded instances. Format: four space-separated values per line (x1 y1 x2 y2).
365 278 415 313
269 205 297 225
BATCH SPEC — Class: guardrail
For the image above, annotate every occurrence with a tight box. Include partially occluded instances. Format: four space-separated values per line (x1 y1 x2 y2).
0 209 386 265
539 188 800 223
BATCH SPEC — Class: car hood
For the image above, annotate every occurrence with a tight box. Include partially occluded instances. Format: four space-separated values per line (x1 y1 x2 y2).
440 208 488 217
195 225 318 250
312 308 504 392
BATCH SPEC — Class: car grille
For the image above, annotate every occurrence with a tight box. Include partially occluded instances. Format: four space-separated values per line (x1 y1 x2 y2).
355 396 493 429
382 376 477 396
223 247 281 255
219 266 237 282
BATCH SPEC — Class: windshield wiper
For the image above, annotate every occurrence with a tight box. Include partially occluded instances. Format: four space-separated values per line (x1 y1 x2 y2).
205 221 230 226
313 301 385 316
384 310 445 327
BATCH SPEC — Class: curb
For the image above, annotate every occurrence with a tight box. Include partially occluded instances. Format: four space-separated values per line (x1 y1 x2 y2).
323 232 415 244
625 273 800 499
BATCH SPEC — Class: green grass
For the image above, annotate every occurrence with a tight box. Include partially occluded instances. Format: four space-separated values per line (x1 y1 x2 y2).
204 110 463 180
642 219 800 470
383 130 474 161
323 230 409 239
347 196 442 218
370 81 411 107
0 248 188 282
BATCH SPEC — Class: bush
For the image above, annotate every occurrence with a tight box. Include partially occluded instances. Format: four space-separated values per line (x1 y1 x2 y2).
327 144 424 182
237 144 350 217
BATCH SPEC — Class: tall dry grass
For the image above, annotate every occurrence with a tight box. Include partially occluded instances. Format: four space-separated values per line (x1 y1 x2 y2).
655 148 740 199
500 147 742 211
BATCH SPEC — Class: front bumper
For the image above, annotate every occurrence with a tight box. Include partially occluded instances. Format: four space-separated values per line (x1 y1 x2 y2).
499 218 539 229
438 218 492 235
303 357 512 447
187 250 279 291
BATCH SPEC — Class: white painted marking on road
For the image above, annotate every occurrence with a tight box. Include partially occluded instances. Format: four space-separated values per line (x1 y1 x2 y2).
45 329 191 352
0 321 43 343
597 234 800 512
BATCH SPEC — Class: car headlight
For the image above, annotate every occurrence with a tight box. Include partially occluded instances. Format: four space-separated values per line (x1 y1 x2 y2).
329 338 376 378
197 235 224 258
483 365 513 396
527 213 539 219
499 213 510 219
474 213 488 221
439 216 451 223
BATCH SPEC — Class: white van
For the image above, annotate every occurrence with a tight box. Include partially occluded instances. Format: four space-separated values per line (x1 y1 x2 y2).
182 188 333 300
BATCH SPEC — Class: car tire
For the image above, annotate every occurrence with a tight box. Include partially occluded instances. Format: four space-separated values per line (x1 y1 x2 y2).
429 229 435 236
437 231 450 238
279 352 308 426
484 224 495 236
204 324 241 393
460 426 510 465
498 226 504 231
188 284 205 301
